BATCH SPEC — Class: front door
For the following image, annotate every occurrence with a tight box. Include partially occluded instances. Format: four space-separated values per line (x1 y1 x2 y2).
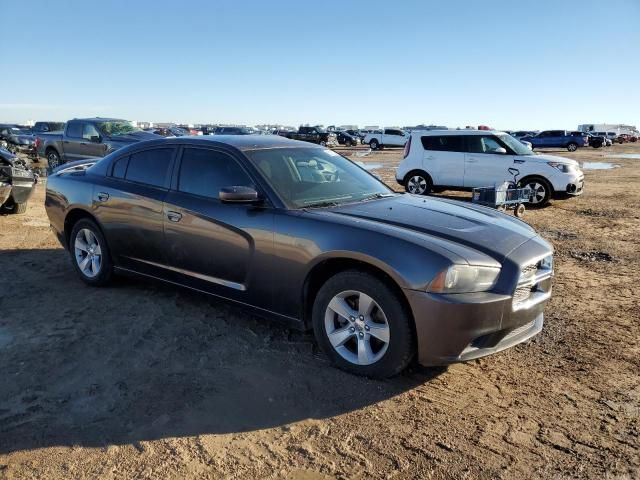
162 146 275 306
463 135 512 187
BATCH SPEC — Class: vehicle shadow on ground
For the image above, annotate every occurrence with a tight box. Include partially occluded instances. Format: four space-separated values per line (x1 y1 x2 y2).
0 248 444 454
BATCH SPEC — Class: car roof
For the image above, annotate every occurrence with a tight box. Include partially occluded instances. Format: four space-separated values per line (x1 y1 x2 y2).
112 135 319 155
412 129 508 136
70 117 128 122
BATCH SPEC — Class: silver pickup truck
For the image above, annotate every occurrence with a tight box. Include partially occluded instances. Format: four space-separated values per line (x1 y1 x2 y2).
36 117 160 169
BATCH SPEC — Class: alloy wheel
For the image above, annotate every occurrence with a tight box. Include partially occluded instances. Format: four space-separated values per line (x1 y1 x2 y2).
324 290 390 366
407 175 427 194
74 228 102 278
526 182 547 204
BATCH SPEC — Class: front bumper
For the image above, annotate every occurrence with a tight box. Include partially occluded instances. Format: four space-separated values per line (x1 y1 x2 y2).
406 241 553 366
9 178 36 204
0 182 11 206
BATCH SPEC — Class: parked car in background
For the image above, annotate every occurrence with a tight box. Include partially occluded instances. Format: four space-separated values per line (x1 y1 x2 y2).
521 130 588 152
397 130 584 206
336 131 359 146
345 129 366 143
148 126 190 137
586 133 606 148
593 132 613 146
364 128 408 150
45 135 554 378
0 125 36 153
277 126 337 146
511 131 537 141
36 118 161 169
213 126 256 135
32 121 65 134
0 147 37 214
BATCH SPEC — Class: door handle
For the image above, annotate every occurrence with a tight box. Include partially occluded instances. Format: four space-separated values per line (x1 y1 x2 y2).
513 159 525 164
166 211 182 222
466 159 478 163
97 192 109 202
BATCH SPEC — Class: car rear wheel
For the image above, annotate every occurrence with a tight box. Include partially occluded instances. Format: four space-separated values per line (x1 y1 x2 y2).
312 270 415 378
567 142 578 152
69 219 113 286
405 172 431 195
521 177 552 207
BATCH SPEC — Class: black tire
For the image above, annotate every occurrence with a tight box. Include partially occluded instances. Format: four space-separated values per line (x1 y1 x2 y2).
46 149 61 169
520 176 552 207
566 142 578 152
69 218 113 286
514 203 526 217
404 171 432 195
0 199 27 214
369 139 379 150
312 270 415 378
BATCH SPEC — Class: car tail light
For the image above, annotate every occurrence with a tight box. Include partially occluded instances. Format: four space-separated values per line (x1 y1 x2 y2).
403 135 412 159
34 137 41 149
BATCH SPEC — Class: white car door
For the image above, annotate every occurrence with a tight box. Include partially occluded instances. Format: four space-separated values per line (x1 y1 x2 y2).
422 135 466 187
463 135 513 187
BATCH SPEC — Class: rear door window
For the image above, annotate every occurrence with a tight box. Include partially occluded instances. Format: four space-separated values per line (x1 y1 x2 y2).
124 148 174 188
66 122 83 138
421 135 465 152
111 155 129 178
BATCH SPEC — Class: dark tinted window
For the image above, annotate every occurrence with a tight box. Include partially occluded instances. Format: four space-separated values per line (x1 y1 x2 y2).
66 122 83 138
111 155 129 178
549 130 564 136
124 148 174 187
421 135 465 152
178 148 252 199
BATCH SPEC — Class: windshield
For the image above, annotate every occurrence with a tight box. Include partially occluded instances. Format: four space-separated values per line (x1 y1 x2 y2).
499 134 533 155
97 121 141 137
247 147 393 208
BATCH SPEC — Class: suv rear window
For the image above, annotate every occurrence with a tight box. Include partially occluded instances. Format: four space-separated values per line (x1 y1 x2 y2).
421 135 465 152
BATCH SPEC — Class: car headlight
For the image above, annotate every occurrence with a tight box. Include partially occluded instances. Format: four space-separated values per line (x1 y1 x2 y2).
428 265 501 294
547 162 574 173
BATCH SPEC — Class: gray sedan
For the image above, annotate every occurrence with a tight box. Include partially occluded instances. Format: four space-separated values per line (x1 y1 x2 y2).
45 136 553 378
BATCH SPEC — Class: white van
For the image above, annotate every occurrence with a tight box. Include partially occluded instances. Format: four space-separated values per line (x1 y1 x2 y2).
396 130 584 206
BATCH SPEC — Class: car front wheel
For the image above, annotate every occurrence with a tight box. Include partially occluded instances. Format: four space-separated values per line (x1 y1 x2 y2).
69 218 113 286
521 177 552 207
567 142 578 152
312 270 415 378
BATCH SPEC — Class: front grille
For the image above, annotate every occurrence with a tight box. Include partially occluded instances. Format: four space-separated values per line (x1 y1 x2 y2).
512 257 553 310
513 284 533 304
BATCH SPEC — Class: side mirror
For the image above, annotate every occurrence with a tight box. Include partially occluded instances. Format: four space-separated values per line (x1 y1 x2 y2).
219 186 260 203
90 135 101 143
490 147 507 154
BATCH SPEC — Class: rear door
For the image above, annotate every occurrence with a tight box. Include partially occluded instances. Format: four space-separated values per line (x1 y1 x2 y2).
61 121 86 161
92 146 176 273
162 146 275 305
463 135 512 187
422 135 466 187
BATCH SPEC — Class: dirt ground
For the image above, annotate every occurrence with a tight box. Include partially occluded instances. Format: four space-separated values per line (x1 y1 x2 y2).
0 142 638 479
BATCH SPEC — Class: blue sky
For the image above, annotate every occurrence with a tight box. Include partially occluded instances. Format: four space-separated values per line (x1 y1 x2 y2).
1 0 639 129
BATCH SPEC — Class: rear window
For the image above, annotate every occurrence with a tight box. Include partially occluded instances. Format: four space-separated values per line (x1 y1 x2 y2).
66 122 83 138
124 148 174 188
421 135 465 152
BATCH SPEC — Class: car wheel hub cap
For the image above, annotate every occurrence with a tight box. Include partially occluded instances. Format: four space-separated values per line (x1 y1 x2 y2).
408 176 426 194
324 290 390 366
527 182 546 204
74 228 102 278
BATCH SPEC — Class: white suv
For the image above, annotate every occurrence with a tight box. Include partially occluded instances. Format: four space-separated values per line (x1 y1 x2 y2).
396 130 584 206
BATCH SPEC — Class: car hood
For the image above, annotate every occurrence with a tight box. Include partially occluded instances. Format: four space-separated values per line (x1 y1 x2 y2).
516 153 579 166
321 194 539 262
107 131 162 143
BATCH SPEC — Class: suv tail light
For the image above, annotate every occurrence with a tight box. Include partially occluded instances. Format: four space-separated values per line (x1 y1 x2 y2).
403 135 412 159
34 137 41 149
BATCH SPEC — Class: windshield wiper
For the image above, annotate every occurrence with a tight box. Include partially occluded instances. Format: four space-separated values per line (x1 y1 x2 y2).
302 200 340 209
359 192 395 202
